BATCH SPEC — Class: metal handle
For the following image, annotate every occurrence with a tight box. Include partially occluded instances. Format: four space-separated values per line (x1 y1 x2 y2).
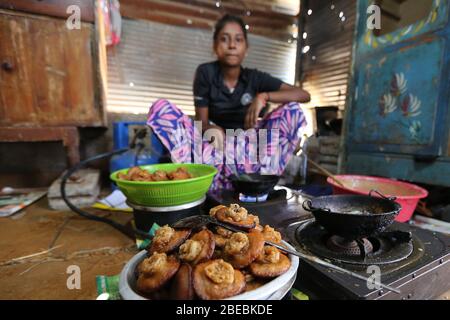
302 200 331 213
302 200 314 212
1 61 14 72
265 240 401 295
369 189 397 202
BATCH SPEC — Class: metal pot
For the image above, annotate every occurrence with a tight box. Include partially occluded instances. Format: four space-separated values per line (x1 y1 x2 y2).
230 174 280 196
302 190 402 240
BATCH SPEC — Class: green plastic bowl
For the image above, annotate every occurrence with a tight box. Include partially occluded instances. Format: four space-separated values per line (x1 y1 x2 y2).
110 164 217 207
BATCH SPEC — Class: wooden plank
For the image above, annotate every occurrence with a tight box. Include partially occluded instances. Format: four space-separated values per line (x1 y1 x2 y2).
0 126 80 166
119 0 296 40
0 0 94 22
94 0 108 126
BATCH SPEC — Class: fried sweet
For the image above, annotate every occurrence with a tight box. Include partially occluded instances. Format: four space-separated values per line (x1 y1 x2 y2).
151 170 168 181
249 246 291 278
117 166 193 182
179 229 215 265
193 259 246 300
148 225 191 254
261 225 283 244
124 166 154 181
213 226 233 248
168 167 193 180
223 231 265 269
209 205 227 217
211 249 223 260
170 263 195 300
242 269 267 292
136 252 180 293
215 204 257 229
214 234 228 248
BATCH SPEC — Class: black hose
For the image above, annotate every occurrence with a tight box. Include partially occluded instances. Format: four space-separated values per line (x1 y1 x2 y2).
60 148 152 240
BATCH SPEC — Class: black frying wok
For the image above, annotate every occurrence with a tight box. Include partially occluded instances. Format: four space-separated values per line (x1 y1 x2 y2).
302 191 402 240
230 174 280 196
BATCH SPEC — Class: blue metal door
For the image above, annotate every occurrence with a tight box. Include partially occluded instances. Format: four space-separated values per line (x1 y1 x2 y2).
346 0 450 157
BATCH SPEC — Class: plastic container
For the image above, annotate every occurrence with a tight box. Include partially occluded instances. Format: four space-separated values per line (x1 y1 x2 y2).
327 175 428 223
119 241 299 300
110 164 217 207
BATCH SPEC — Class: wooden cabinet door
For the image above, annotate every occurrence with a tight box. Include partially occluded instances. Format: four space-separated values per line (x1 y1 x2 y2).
0 10 104 126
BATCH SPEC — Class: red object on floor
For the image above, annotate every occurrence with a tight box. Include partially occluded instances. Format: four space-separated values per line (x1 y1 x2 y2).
327 175 429 223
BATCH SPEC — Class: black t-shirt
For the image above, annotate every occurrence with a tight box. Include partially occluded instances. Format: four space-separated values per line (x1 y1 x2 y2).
193 61 283 130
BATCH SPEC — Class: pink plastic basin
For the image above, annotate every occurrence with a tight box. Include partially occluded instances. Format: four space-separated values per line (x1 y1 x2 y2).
327 175 428 223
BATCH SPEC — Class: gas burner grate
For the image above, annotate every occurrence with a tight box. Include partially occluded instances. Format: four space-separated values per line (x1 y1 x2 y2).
326 236 374 257
295 220 414 265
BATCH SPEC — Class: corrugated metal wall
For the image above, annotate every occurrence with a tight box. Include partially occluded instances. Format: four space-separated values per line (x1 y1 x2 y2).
107 18 297 115
300 0 356 110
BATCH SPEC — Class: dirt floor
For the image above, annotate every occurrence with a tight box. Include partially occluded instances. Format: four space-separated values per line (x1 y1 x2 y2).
0 197 137 300
1 196 449 300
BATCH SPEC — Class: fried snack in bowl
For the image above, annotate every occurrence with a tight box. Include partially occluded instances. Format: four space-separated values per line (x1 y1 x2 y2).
249 246 291 278
116 166 193 182
193 259 246 300
170 263 195 300
215 204 257 229
179 229 215 265
122 166 154 181
120 202 299 300
209 205 227 217
147 225 191 254
168 167 193 180
241 269 267 292
213 226 233 248
223 231 265 269
151 170 169 181
136 252 180 294
261 225 283 244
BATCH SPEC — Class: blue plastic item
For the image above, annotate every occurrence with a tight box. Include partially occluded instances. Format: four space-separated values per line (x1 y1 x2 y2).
112 121 165 153
110 121 169 189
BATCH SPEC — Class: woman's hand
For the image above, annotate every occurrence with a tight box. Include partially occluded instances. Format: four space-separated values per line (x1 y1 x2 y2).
245 93 269 130
204 125 225 152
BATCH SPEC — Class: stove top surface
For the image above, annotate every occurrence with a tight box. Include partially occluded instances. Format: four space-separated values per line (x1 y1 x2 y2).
295 220 415 266
286 219 450 299
206 188 450 300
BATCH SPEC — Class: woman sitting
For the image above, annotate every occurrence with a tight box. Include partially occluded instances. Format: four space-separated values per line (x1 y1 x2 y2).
147 14 310 191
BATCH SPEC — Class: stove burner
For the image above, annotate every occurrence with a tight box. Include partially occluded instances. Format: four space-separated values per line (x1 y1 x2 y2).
207 189 288 209
326 236 374 258
239 193 269 203
295 220 414 265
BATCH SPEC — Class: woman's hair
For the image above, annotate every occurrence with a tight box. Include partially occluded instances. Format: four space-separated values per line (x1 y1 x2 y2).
213 14 248 42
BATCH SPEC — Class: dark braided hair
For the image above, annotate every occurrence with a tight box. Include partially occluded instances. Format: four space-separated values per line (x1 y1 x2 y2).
213 14 248 43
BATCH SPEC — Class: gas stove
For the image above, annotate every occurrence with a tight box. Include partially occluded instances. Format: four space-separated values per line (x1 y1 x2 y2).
206 187 450 300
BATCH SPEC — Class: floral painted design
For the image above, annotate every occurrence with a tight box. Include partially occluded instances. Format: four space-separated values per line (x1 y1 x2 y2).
378 73 424 142
390 73 407 96
401 94 422 118
379 94 397 117
409 121 422 141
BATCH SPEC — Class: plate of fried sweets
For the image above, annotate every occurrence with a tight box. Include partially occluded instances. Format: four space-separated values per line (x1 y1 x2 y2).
119 204 299 300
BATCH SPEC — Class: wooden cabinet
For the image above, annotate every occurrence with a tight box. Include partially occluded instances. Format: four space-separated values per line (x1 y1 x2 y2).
0 2 107 167
0 9 104 127
343 0 450 186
